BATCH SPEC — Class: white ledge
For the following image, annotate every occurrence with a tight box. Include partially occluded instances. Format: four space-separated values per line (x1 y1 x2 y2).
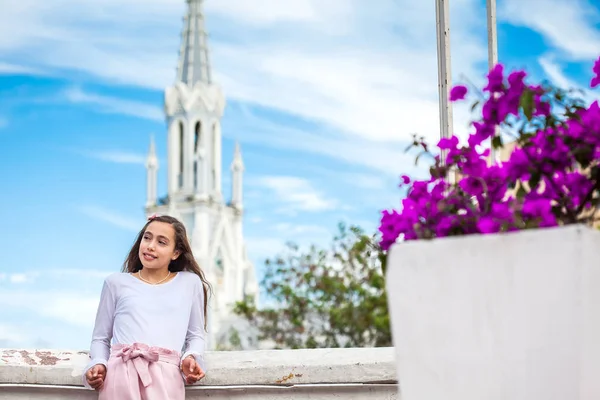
0 347 397 387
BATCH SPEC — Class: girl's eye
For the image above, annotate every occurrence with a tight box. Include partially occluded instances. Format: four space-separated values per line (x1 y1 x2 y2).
159 241 167 245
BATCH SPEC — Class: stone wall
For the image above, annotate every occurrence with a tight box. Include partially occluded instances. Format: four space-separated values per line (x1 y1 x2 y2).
0 347 398 399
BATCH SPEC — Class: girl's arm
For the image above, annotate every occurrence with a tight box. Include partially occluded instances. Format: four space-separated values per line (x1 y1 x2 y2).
82 278 116 388
180 276 207 373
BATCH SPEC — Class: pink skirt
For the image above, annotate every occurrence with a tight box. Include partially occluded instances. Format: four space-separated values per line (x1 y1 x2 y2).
99 343 185 400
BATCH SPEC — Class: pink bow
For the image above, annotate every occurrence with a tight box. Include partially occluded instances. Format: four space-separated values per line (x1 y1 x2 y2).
148 213 159 221
115 343 160 387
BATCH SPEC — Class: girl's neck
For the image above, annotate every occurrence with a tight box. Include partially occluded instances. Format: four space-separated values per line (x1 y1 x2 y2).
140 267 171 283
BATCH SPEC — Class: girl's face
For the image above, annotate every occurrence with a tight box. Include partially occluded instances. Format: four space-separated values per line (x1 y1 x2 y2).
139 221 180 270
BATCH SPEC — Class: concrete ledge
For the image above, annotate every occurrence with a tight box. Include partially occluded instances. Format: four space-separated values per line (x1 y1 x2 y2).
0 383 399 400
1 347 397 397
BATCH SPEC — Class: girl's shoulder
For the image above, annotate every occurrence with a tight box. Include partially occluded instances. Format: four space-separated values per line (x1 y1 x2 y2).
177 270 204 290
103 272 133 287
177 270 201 283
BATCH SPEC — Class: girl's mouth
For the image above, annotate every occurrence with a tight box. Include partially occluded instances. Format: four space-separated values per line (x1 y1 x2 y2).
143 253 157 261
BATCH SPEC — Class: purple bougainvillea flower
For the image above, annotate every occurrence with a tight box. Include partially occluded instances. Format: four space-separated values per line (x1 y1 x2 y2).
591 56 600 88
449 85 468 101
378 55 600 249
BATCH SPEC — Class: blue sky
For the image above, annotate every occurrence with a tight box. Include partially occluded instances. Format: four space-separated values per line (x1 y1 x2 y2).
0 0 599 350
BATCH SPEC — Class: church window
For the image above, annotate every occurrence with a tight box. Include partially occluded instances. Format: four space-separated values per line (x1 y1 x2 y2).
178 121 184 188
194 121 202 190
212 123 218 190
194 121 202 152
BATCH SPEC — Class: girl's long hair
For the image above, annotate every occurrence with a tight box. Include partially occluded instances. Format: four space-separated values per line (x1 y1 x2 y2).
122 214 211 329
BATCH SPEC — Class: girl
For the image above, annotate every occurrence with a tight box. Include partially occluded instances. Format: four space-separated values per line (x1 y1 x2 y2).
83 214 211 399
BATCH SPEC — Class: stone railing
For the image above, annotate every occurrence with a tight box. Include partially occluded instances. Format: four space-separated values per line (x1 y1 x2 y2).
0 347 398 399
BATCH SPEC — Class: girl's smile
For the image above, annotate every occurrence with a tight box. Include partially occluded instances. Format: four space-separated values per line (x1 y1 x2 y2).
142 252 157 262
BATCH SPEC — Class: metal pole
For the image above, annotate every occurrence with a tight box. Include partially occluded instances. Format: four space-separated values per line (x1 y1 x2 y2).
435 0 453 179
487 0 499 162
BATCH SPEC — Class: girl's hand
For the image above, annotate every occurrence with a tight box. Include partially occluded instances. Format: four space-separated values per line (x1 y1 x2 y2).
85 364 107 391
181 355 205 385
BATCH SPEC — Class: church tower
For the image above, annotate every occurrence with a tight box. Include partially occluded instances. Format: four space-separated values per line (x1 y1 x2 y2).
145 0 259 349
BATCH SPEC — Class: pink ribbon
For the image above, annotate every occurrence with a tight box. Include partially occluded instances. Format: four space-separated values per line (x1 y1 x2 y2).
115 343 160 387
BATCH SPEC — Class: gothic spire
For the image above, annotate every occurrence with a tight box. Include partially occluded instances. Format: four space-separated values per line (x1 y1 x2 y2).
176 0 212 86
230 142 244 210
232 141 243 170
145 134 158 208
146 134 158 167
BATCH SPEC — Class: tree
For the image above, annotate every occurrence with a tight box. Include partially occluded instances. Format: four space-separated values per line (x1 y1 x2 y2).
233 223 391 349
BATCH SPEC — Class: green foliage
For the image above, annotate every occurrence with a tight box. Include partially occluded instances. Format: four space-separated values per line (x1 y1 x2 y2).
232 223 391 349
214 326 248 351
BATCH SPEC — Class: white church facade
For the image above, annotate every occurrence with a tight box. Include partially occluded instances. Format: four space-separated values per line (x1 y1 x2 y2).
144 0 259 350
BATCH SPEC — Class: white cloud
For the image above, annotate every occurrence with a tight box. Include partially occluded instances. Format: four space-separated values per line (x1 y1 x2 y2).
244 237 287 263
9 274 28 284
226 104 427 177
0 291 99 328
272 222 331 237
238 143 398 191
338 172 388 191
538 57 573 89
46 269 113 280
87 150 146 165
206 0 327 26
0 267 118 349
0 0 488 148
0 62 44 76
214 42 479 146
538 56 600 105
63 87 163 122
40 295 100 328
77 205 143 232
207 0 485 145
0 272 30 284
0 269 113 286
253 176 338 213
0 324 32 346
499 0 600 61
0 269 114 335
244 224 333 265
66 143 158 166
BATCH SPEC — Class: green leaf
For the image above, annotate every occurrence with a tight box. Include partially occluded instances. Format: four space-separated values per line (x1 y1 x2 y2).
516 184 527 199
529 171 541 190
414 150 427 166
520 88 535 121
491 135 503 149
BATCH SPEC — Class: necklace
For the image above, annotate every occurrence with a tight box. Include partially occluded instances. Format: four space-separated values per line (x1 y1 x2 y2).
138 269 172 285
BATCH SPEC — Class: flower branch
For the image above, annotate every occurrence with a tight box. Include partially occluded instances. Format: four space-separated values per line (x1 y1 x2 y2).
379 56 600 250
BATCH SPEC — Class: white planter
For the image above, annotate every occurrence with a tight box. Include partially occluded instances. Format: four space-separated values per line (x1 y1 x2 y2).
386 225 600 400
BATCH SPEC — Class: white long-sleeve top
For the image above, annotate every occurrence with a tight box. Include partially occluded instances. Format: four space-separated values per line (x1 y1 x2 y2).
83 271 207 388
